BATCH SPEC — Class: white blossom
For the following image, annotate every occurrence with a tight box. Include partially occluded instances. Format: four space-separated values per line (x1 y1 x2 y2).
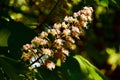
42 48 52 56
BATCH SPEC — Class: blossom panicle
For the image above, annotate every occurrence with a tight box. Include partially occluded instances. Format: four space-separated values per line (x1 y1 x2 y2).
21 6 93 70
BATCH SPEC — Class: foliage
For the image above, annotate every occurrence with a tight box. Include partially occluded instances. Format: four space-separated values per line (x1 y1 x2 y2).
0 0 120 80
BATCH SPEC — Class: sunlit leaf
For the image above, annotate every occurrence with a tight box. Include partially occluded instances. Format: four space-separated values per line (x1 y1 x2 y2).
99 0 109 7
72 0 81 5
106 48 120 70
74 55 109 80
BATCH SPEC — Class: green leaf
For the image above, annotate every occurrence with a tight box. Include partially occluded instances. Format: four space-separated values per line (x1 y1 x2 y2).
37 56 85 80
111 0 117 4
0 55 28 74
0 28 10 47
110 0 119 7
99 0 109 7
59 56 87 80
0 57 20 80
74 55 109 80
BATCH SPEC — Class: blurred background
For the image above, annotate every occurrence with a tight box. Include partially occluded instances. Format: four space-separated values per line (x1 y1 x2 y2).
0 0 120 80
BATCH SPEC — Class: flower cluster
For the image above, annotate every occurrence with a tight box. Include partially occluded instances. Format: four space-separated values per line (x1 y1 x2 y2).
21 6 93 70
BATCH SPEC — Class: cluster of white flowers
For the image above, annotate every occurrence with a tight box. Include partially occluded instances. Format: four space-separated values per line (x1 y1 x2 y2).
21 6 93 70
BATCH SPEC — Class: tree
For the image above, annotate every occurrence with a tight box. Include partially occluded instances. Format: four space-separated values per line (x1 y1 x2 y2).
0 0 120 80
